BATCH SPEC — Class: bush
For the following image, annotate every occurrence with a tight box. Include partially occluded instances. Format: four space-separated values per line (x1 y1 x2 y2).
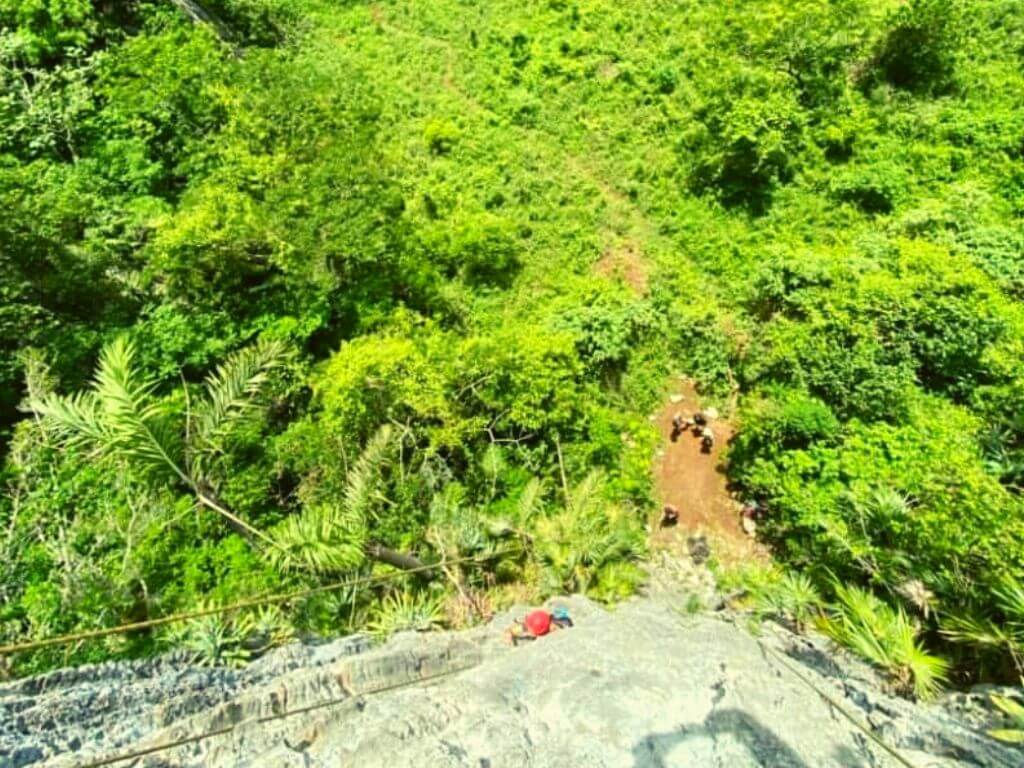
684 67 807 207
821 582 949 699
736 393 1024 614
872 0 966 94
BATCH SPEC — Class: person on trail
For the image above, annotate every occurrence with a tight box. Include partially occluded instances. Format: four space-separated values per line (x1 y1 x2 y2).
661 503 679 527
700 426 714 452
671 413 684 441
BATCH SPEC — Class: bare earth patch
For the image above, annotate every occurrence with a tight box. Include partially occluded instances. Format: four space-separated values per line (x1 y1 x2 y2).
594 240 649 295
650 379 770 569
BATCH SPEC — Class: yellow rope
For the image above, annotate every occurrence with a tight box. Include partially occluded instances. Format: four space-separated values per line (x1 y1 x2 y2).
759 640 917 768
0 548 519 656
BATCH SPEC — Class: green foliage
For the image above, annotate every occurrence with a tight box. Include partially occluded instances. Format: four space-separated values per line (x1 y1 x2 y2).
267 427 393 575
684 67 806 207
5 0 1024 685
424 118 460 155
988 694 1024 745
820 583 949 700
367 590 445 638
872 0 966 94
32 335 284 494
168 605 253 668
533 471 645 599
755 572 823 633
0 0 142 65
944 575 1024 679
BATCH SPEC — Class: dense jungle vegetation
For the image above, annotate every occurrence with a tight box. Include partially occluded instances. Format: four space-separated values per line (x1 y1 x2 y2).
3 0 1024 695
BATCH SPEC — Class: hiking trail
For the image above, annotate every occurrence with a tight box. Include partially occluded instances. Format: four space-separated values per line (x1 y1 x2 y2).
650 379 769 569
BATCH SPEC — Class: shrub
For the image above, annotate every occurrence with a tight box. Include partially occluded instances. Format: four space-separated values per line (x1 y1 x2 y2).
424 118 460 155
737 393 1024 616
820 582 949 699
872 0 966 94
683 67 807 207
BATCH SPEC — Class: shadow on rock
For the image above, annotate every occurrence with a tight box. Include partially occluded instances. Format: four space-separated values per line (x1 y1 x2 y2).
631 708 809 767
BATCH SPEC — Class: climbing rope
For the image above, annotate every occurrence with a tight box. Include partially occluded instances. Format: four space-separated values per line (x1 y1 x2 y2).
0 548 519 656
758 640 918 768
74 662 477 768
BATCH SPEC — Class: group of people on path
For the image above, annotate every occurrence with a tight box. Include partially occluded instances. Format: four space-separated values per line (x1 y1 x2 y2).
671 408 717 453
661 407 717 529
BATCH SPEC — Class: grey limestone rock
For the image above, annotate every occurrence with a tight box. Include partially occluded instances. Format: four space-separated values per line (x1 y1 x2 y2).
1 595 1020 767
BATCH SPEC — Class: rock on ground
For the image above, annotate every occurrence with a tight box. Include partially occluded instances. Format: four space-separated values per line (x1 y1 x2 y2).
1 596 1020 767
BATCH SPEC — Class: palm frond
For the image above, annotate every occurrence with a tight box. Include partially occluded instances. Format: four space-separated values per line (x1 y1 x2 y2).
567 470 604 516
190 339 285 480
167 601 251 668
757 572 822 631
822 582 948 700
367 590 444 638
343 425 393 519
17 347 57 410
32 337 185 483
516 477 546 524
942 613 1012 649
867 487 913 520
266 502 366 575
31 390 111 453
993 576 1024 625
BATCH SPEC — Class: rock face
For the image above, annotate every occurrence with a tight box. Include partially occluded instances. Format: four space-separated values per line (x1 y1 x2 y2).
1 596 1020 767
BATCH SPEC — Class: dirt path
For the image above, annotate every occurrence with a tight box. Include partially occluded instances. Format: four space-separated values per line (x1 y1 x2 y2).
651 380 769 568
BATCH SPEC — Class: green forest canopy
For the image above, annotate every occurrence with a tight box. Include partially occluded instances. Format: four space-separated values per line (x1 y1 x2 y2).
3 0 1024 688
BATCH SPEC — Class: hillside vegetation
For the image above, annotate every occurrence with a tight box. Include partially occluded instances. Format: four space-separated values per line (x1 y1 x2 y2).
3 0 1024 693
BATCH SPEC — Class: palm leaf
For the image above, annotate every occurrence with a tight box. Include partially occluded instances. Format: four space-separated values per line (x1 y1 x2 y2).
991 694 1024 721
989 694 1024 744
567 470 604 516
993 576 1024 627
31 390 111 453
32 337 186 484
190 339 285 481
823 582 948 699
515 477 546 524
267 502 366 574
343 425 393 519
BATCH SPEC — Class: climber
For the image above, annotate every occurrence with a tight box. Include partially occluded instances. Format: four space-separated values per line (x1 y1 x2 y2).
551 606 574 629
505 608 572 646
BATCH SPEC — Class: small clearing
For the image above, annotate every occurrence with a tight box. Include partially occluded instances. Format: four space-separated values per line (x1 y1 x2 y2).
594 239 649 295
651 379 769 568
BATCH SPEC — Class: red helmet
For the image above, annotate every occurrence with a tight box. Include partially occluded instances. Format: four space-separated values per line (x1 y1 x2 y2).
524 610 552 637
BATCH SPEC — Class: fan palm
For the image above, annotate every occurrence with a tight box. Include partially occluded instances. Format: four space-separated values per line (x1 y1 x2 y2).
757 572 823 633
943 575 1024 677
820 582 949 700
